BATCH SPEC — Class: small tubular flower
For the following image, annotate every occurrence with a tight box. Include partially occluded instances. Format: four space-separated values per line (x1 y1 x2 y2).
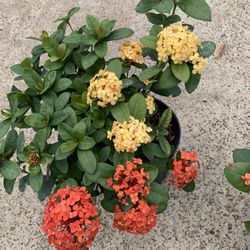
241 173 250 186
145 96 156 115
120 40 143 64
169 151 199 189
41 186 100 250
107 158 150 205
87 70 122 107
107 116 152 153
156 25 206 74
113 199 157 234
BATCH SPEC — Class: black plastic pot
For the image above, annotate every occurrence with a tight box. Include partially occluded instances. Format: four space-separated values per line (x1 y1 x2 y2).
154 98 181 183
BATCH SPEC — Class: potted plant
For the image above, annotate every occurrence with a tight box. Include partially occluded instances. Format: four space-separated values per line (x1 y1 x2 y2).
0 0 215 249
224 149 250 233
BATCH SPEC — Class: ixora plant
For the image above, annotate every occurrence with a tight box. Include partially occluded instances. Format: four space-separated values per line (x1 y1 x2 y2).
0 0 215 249
224 149 250 233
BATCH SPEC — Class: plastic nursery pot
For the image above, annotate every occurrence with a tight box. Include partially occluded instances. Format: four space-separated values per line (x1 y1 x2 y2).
154 98 181 183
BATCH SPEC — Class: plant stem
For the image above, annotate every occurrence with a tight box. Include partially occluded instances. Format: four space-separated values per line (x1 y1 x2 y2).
172 3 177 15
67 21 74 32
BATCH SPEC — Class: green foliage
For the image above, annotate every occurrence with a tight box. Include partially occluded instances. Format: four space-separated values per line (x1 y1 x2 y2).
233 149 250 162
128 93 147 121
171 62 190 82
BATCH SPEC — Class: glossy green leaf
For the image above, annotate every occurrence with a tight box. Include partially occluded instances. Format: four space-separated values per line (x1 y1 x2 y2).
106 59 122 78
0 161 20 180
159 67 180 89
81 52 98 70
177 0 212 21
183 181 196 192
143 164 159 183
58 123 73 141
95 42 108 58
61 140 78 153
55 159 69 174
60 178 78 188
72 122 87 140
101 197 119 213
224 162 250 193
99 146 111 162
55 92 70 110
24 114 48 128
244 221 250 233
77 150 97 174
128 93 147 121
136 0 156 13
0 119 11 139
198 41 216 58
140 36 157 50
145 182 169 213
78 136 96 150
86 15 99 31
159 136 171 156
33 128 48 152
4 178 15 194
185 72 201 93
51 111 68 126
104 28 134 41
171 62 190 82
93 109 105 128
158 108 172 130
53 78 72 92
113 152 134 167
111 102 130 122
139 65 162 81
153 0 174 13
29 172 43 192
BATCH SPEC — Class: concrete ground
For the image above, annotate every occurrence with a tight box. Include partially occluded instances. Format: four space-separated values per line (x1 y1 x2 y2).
0 0 250 249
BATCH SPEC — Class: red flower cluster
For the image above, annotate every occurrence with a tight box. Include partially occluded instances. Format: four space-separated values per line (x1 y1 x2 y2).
241 173 250 185
107 158 150 205
113 199 157 234
169 151 199 189
41 186 100 250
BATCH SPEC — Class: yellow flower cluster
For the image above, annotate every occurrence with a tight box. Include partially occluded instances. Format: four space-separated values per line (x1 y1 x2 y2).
107 116 152 153
146 96 155 115
120 40 144 64
156 25 206 74
87 70 122 107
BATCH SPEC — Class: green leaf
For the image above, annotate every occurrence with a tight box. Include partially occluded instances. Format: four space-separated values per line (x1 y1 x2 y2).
53 78 72 92
86 15 99 31
55 92 71 110
111 102 130 122
58 123 73 141
82 175 93 186
233 149 250 163
29 165 41 176
98 19 116 38
67 7 80 17
128 93 147 121
185 72 201 93
22 69 43 88
139 65 162 81
61 140 78 153
55 146 74 160
145 182 169 213
101 197 119 213
18 175 29 192
140 36 157 50
38 175 55 201
44 60 64 71
104 28 134 41
113 152 134 167
81 34 98 45
0 119 11 139
63 106 77 127
159 136 171 156
150 25 163 36
40 153 53 165
146 13 166 25
60 178 78 188
143 164 159 183
99 146 111 162
171 62 190 82
0 161 21 180
17 131 25 153
4 178 15 194
159 67 180 89
41 34 59 57
81 52 98 70
198 41 216 58
224 162 250 193
64 61 76 75
92 129 106 143
158 108 172 130
244 221 250 233
93 109 105 128
78 136 96 150
153 0 174 13
29 172 43 192
183 181 195 192
164 15 181 25
24 114 48 128
77 150 97 174
136 0 156 13
33 128 48 152
4 130 18 157
86 162 114 189
142 143 168 160
72 122 87 140
95 42 108 58
51 111 68 126
177 0 212 21
106 59 122 78
55 159 68 174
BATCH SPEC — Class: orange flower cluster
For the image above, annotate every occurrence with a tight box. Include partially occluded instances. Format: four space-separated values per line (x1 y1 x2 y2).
107 158 150 205
169 151 199 189
41 186 100 250
113 199 157 234
241 173 250 186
